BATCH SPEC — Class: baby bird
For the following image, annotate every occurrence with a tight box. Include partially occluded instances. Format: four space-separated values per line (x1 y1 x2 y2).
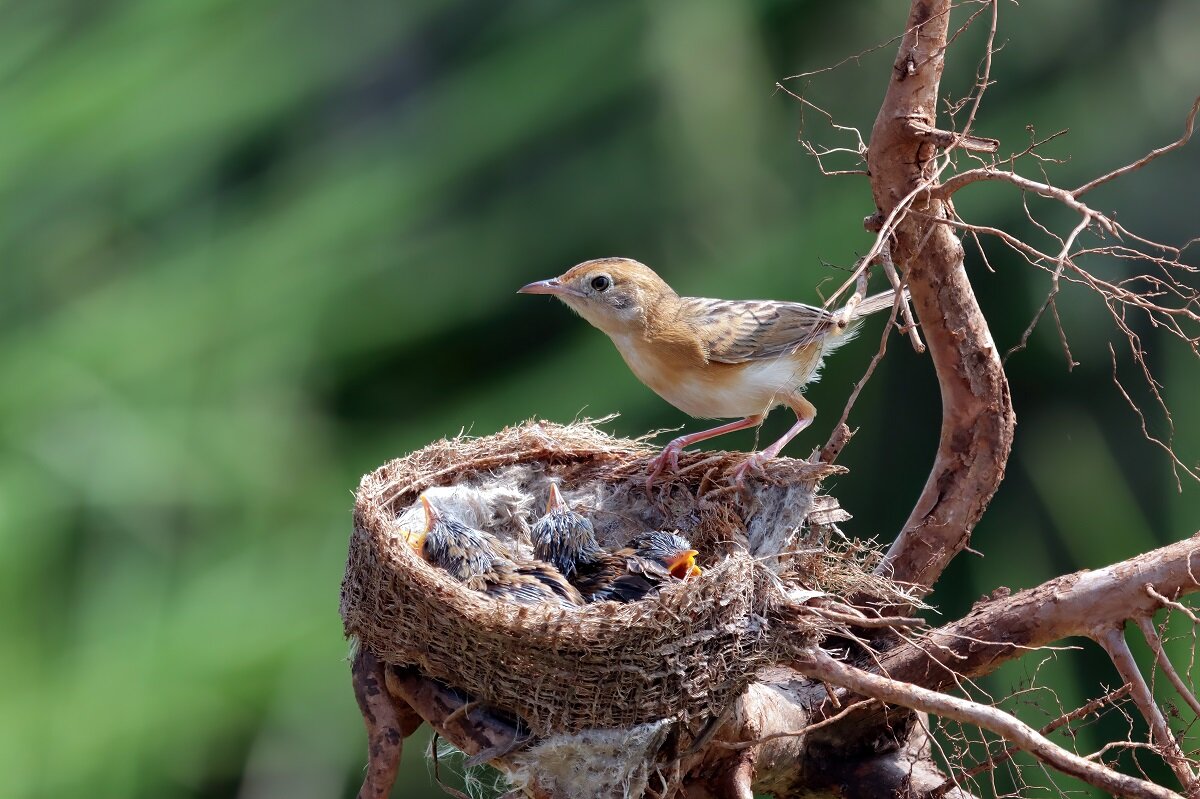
519 258 899 486
531 483 701 603
404 494 583 609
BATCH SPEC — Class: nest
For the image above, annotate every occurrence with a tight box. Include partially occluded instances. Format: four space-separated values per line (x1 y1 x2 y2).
340 419 893 744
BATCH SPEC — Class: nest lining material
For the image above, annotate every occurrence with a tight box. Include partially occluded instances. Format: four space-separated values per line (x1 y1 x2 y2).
341 418 890 738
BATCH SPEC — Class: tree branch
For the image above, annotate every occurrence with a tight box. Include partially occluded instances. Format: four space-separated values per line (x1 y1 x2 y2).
351 649 423 799
878 535 1200 689
1136 614 1200 720
797 648 1183 799
1096 626 1197 792
810 535 1200 762
867 0 1015 594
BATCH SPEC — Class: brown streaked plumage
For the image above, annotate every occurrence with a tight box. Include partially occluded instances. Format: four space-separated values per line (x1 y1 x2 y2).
404 494 584 609
519 258 900 486
531 484 701 603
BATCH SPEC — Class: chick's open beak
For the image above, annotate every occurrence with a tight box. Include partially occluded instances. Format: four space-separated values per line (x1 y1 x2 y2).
668 550 702 580
517 277 585 298
545 482 567 514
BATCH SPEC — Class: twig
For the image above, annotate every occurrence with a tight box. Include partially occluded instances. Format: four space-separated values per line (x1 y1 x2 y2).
933 168 1118 235
1135 615 1200 719
1005 215 1091 363
928 684 1132 798
1095 626 1197 791
797 647 1182 799
818 276 900 462
1075 96 1200 197
816 423 854 464
1109 344 1199 488
879 246 925 353
808 606 927 629
1147 584 1200 625
712 699 879 751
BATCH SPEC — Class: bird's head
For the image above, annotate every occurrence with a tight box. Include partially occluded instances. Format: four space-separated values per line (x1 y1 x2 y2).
407 494 497 580
397 493 437 551
531 482 602 576
517 257 674 336
630 530 703 580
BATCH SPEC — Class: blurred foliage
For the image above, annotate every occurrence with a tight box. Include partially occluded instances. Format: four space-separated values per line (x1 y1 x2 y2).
1 1 1196 797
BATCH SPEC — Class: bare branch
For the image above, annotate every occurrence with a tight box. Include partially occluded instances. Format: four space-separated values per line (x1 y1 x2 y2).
1005 215 1091 363
385 666 532 767
1148 584 1200 625
928 685 1133 798
1110 344 1200 488
932 167 1118 235
816 537 1200 753
1075 95 1200 197
908 119 999 153
1135 615 1200 720
880 248 926 353
1095 626 1197 791
797 647 1183 799
867 0 1015 595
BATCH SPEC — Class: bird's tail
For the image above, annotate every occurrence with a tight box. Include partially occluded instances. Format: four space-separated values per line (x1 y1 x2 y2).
850 287 909 319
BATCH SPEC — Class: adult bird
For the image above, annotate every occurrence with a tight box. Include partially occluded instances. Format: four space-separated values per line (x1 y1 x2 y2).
404 494 584 609
531 483 701 603
519 258 899 486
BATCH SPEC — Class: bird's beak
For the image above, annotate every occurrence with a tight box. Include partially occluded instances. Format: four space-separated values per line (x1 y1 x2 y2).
668 550 702 580
517 277 585 298
545 482 567 514
406 494 436 550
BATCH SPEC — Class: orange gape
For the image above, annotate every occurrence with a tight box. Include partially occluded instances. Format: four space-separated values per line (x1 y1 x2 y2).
520 258 899 487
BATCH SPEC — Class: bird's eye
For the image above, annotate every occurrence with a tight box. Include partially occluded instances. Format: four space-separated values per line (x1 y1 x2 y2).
590 275 611 292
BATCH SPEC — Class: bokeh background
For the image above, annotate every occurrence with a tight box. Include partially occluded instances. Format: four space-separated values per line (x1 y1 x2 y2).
2 1 1197 797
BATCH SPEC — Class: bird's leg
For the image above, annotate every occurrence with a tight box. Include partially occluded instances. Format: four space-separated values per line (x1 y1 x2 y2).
732 397 817 486
647 415 763 489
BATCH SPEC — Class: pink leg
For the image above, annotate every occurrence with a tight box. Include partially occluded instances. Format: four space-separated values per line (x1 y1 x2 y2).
647 415 764 489
732 397 817 486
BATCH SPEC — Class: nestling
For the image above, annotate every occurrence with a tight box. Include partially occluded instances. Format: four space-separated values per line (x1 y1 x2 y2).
404 494 584 609
519 258 899 485
531 483 701 603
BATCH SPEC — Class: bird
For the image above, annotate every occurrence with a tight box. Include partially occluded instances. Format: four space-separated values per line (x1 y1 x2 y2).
531 483 701 603
607 530 703 602
518 258 900 486
402 494 584 609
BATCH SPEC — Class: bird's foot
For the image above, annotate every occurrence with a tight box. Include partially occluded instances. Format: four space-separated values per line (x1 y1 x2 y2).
646 442 685 492
731 452 771 487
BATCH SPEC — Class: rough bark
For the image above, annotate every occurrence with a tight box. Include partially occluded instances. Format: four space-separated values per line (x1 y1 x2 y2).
868 0 1015 594
875 534 1200 690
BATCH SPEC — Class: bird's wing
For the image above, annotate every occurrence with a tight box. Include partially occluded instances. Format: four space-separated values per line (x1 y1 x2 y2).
677 297 839 364
625 554 673 583
478 567 573 607
592 573 657 603
517 561 584 605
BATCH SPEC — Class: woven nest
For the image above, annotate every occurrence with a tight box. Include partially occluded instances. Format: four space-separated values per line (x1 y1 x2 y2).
340 419 895 740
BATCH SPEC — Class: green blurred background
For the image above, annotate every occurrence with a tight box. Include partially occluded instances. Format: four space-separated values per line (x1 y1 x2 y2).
1 1 1196 797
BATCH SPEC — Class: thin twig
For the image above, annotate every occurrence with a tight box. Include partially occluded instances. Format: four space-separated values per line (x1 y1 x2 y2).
1095 626 1197 791
1075 96 1200 196
712 699 880 751
879 247 925 353
928 685 1132 798
798 647 1182 799
1135 615 1200 719
1147 584 1200 625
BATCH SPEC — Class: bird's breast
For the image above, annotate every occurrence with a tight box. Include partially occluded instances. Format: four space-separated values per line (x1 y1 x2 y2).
610 334 821 418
